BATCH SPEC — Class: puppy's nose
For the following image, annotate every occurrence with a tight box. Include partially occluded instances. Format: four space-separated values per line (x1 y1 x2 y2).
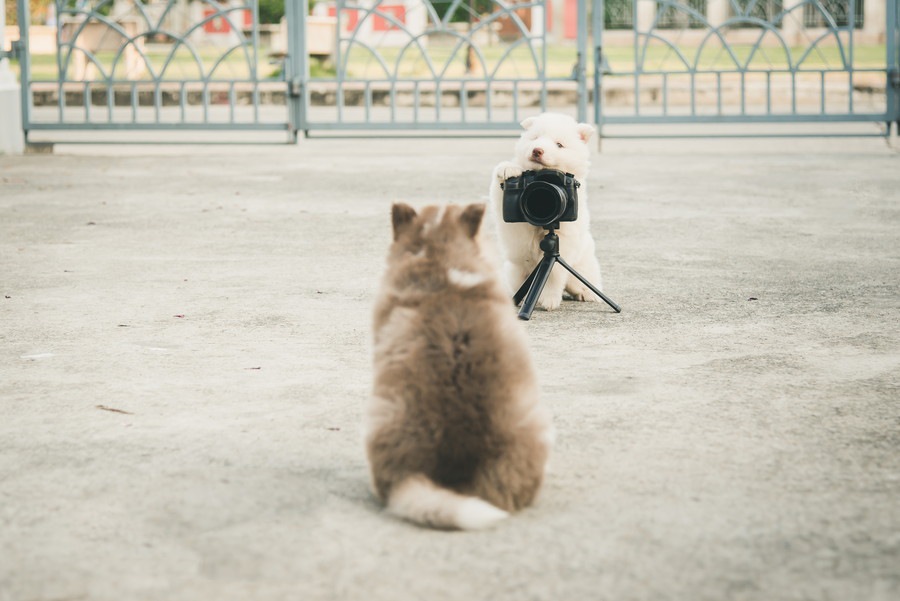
532 147 544 159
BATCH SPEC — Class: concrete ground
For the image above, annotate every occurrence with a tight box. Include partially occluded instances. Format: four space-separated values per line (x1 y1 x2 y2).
1 131 898 601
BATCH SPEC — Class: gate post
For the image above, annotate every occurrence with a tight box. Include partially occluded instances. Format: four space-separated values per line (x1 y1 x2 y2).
0 0 25 154
285 0 310 141
889 0 900 134
576 0 588 123
591 0 605 141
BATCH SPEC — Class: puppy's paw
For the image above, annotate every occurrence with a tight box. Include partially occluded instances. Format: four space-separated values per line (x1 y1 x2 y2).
495 161 523 182
568 287 601 302
538 293 563 311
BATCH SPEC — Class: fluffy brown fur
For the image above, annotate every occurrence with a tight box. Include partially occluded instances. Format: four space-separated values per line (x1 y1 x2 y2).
365 203 554 530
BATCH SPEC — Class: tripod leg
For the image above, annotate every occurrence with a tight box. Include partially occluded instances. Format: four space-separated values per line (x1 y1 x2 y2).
517 257 557 321
556 256 621 313
513 264 539 307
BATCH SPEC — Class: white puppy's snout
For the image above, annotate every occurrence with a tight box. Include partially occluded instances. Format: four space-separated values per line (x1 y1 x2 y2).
531 147 544 159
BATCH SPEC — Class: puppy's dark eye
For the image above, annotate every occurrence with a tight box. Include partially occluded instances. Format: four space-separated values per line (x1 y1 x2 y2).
556 142 564 148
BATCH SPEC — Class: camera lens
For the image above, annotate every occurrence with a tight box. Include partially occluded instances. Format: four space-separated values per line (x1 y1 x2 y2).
520 182 567 227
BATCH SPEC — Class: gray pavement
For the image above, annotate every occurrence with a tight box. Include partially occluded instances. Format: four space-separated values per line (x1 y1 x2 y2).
1 132 898 601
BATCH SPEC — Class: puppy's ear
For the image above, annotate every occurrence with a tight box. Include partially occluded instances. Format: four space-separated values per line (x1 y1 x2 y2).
520 116 537 130
391 203 418 240
576 123 595 144
459 203 485 239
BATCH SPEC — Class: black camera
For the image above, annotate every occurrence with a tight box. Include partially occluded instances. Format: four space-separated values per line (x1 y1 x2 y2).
501 169 580 227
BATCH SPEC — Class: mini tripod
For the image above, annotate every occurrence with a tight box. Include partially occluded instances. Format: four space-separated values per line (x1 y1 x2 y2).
513 227 621 321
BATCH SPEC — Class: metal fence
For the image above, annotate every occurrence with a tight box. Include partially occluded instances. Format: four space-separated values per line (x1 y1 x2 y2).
594 0 899 137
894 0 900 125
15 0 292 142
8 0 900 142
287 0 588 135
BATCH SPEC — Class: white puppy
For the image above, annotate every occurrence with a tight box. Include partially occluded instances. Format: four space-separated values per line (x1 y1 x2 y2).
489 112 603 311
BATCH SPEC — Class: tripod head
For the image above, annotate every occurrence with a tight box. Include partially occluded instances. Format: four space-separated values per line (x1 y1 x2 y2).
538 227 560 255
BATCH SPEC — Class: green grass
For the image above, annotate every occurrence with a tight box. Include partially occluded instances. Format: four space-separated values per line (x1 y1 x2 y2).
10 48 284 82
7 42 888 83
603 43 888 73
340 43 580 79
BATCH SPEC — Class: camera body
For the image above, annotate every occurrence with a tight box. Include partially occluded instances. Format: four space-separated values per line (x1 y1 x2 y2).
501 169 580 227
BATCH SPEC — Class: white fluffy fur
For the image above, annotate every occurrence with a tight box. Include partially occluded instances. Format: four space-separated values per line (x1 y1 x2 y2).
388 475 509 530
447 268 488 288
489 112 604 311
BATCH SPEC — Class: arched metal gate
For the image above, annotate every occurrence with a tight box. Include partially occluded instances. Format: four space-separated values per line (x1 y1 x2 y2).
9 0 589 142
593 0 900 137
6 0 899 142
286 0 589 135
12 0 292 142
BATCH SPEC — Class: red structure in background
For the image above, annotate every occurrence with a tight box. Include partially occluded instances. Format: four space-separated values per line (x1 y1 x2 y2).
326 6 360 31
544 0 578 40
372 5 407 31
320 1 577 40
202 8 253 33
563 0 578 39
326 5 408 33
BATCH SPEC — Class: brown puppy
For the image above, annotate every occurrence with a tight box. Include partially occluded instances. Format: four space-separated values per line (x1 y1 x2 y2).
365 203 554 530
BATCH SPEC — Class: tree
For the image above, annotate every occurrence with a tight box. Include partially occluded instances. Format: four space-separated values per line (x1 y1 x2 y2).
258 0 284 24
7 0 55 26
